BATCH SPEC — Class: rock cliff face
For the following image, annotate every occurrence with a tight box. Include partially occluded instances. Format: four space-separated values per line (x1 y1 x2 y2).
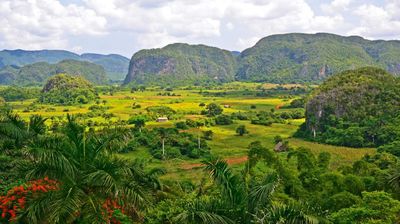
124 43 237 86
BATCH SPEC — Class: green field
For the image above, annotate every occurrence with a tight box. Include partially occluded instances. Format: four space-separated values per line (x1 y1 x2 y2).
5 84 375 182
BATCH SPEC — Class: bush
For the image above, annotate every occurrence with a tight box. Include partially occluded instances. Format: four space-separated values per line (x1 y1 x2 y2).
203 130 213 140
175 121 189 130
251 119 272 126
205 103 223 117
215 115 233 125
236 125 249 136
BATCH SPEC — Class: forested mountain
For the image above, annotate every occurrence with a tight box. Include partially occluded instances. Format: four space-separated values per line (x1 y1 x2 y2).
81 53 129 80
5 33 400 86
0 59 108 85
0 50 129 81
298 67 400 147
236 33 400 83
123 43 237 86
123 33 400 85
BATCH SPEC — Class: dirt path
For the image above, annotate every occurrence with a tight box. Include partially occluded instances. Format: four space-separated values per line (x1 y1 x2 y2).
181 156 248 170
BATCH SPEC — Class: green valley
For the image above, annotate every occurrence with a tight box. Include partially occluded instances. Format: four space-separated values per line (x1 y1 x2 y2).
1 34 400 224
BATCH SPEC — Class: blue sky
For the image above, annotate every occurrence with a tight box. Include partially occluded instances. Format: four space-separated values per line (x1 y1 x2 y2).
0 0 398 57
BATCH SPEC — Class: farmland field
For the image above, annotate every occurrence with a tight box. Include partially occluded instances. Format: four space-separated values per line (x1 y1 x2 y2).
4 83 375 182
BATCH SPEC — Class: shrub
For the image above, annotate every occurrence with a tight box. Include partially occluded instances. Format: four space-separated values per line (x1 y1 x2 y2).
215 115 233 125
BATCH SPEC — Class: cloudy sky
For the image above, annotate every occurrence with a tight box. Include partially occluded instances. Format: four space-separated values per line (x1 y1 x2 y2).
0 0 398 57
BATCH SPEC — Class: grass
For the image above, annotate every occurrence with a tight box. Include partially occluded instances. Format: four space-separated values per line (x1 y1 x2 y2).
4 84 376 181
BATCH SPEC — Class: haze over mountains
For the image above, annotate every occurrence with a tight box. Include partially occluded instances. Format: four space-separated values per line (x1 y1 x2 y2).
0 60 108 85
0 50 129 82
3 33 400 86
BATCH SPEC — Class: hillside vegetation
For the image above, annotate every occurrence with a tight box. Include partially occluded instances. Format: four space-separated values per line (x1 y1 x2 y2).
124 43 237 86
0 50 129 81
298 67 400 147
0 60 108 85
39 74 97 105
123 33 400 85
238 33 400 83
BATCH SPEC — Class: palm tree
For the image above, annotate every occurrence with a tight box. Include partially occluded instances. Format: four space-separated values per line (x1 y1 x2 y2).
388 163 400 192
20 115 161 223
156 128 169 159
0 110 47 149
173 197 234 224
190 142 320 224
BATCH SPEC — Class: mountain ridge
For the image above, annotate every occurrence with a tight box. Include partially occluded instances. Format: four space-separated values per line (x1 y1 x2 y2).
124 33 400 85
0 59 108 86
0 49 129 81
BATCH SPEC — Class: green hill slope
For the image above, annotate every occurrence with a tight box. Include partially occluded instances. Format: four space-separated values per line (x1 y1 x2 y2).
298 67 400 147
0 60 108 85
0 50 129 81
123 43 237 86
236 33 400 83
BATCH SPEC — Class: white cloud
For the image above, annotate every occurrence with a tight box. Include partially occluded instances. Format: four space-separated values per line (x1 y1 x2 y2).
0 0 106 49
321 0 352 14
349 1 400 39
83 0 345 50
0 0 398 55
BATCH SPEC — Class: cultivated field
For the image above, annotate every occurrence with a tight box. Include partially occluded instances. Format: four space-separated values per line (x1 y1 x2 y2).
5 83 376 181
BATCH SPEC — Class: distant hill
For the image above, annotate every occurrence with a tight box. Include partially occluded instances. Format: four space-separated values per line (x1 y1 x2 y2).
123 33 400 85
0 50 129 81
123 43 237 86
236 33 400 83
0 59 108 85
80 53 129 80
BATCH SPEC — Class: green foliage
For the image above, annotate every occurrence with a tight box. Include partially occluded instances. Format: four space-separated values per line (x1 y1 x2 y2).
0 59 108 85
0 86 40 101
175 121 189 130
80 53 129 80
204 103 223 117
146 106 176 119
330 191 400 223
377 141 400 157
236 125 249 136
215 115 233 125
0 50 128 81
203 130 214 140
124 43 237 86
127 127 210 159
39 74 98 105
237 33 400 83
128 115 147 131
300 67 400 147
288 98 306 108
323 191 361 212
